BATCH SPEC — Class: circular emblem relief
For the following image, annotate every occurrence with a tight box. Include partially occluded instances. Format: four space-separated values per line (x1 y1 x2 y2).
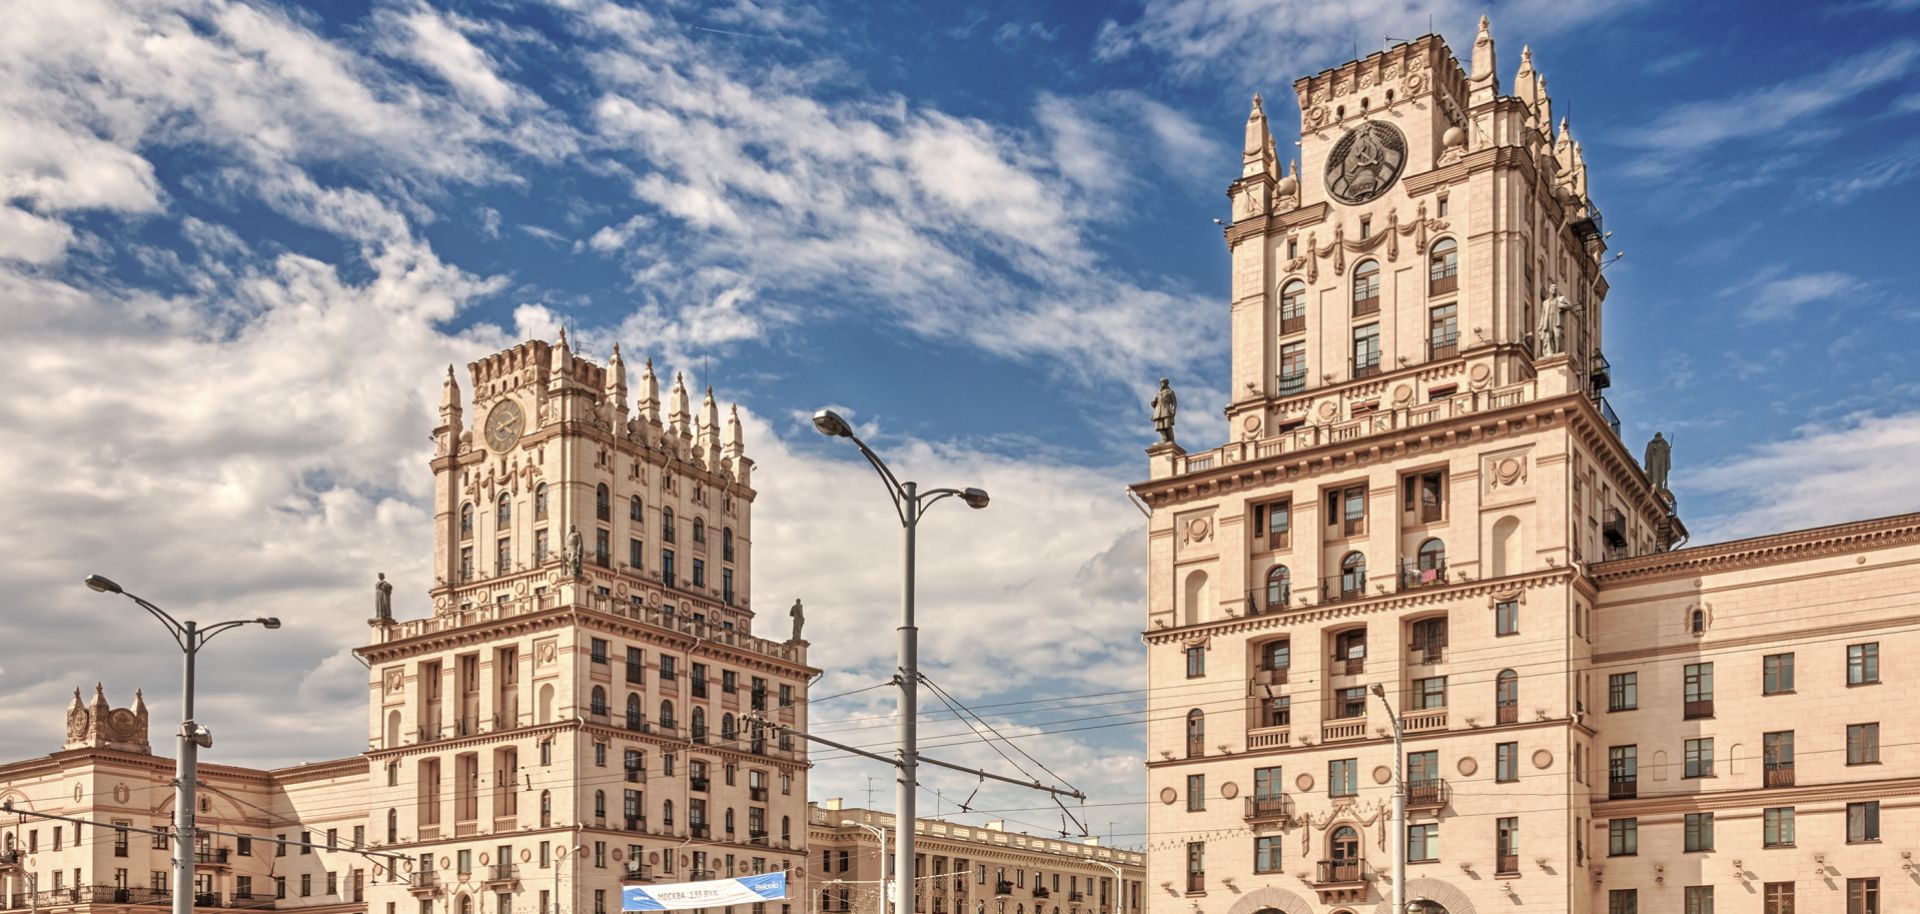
478 853 490 866
1295 773 1315 792
1324 121 1407 205
1457 756 1479 777
520 849 532 863
1220 781 1239 800
1532 749 1554 770
1159 787 1178 805
1371 766 1391 785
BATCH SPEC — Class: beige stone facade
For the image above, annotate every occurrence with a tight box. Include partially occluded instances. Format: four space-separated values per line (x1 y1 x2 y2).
2 338 815 914
804 803 1142 914
1135 19 1916 914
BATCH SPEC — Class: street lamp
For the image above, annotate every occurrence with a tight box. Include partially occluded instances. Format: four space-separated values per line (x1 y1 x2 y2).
1369 683 1405 914
812 409 988 914
84 574 281 914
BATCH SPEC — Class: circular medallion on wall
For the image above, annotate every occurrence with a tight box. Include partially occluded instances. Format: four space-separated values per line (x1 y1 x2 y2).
74 784 83 803
1532 749 1554 770
1220 781 1239 800
1496 458 1524 485
1469 364 1492 388
439 856 452 869
1371 766 1391 785
113 783 130 804
1324 121 1408 205
478 853 490 866
612 849 624 863
1295 773 1315 792
520 849 532 863
1317 401 1338 421
648 590 662 607
1392 385 1413 406
1241 415 1262 438
1456 756 1478 777
649 852 660 865
516 579 530 596
1159 787 1178 805
374 865 385 878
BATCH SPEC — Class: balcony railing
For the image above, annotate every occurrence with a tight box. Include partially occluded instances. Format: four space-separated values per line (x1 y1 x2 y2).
1496 702 1518 725
1429 273 1458 296
1406 642 1445 665
1603 507 1628 548
409 872 440 893
625 817 646 832
1331 655 1366 676
690 824 711 839
1244 795 1295 821
1399 562 1448 592
1764 762 1795 788
1245 589 1292 616
1496 854 1519 876
1352 295 1380 317
995 882 1014 897
690 777 710 792
1314 860 1368 886
749 787 769 802
1406 777 1449 810
195 848 230 865
1322 575 1368 605
1184 874 1204 895
623 865 655 883
1595 395 1621 438
1033 888 1051 900
1590 351 1612 391
489 864 517 883
1279 314 1306 335
1684 699 1714 720
1350 356 1381 380
1276 370 1308 396
1427 334 1458 360
1608 778 1637 801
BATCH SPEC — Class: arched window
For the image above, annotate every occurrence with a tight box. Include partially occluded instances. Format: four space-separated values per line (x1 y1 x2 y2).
1278 279 1307 334
626 694 642 730
1412 539 1447 588
1428 238 1459 294
497 492 511 527
1690 609 1706 635
723 527 735 562
693 518 706 544
1328 826 1361 881
539 790 552 828
660 700 675 730
662 508 676 543
1264 565 1291 610
1340 551 1368 598
460 503 473 540
725 808 735 835
590 686 607 716
594 790 606 820
1496 670 1519 724
386 808 397 844
1352 260 1381 315
1185 709 1205 758
630 495 643 522
596 484 611 521
721 713 736 741
534 483 548 521
1334 628 1368 663
1260 639 1291 673
459 896 471 914
691 707 707 743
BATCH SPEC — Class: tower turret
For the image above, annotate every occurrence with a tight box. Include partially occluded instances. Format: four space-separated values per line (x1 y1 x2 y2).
669 372 691 439
1244 93 1276 179
640 358 662 428
606 343 630 426
698 386 721 461
437 365 462 455
1468 15 1498 104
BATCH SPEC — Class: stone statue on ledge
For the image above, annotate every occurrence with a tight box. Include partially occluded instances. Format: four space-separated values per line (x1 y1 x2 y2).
789 598 806 642
1644 431 1672 491
1150 378 1178 444
563 524 585 577
373 572 393 622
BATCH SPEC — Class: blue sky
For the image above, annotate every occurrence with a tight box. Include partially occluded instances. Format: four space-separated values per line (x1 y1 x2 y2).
2 0 1917 848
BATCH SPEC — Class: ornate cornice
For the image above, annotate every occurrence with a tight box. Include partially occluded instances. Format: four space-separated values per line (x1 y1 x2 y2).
1224 202 1330 247
1143 567 1571 645
1591 512 1920 585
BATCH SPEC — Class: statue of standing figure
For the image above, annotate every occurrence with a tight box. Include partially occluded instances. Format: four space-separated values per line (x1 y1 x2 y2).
563 524 585 577
373 572 393 622
1644 431 1672 491
789 599 805 642
1150 378 1178 444
1535 283 1572 356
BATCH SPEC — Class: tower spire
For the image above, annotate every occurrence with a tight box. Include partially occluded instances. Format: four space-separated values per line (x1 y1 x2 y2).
640 358 661 428
1469 15 1499 104
1243 93 1277 179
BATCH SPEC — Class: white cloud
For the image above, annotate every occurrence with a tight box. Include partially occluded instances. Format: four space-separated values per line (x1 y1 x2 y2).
1724 270 1864 322
0 205 77 265
1680 411 1920 543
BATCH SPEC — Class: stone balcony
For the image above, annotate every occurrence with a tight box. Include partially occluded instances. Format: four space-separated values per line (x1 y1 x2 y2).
367 587 806 664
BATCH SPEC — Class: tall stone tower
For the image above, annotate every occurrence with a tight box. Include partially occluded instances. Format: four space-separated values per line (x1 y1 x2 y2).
1135 21 1678 914
359 336 813 914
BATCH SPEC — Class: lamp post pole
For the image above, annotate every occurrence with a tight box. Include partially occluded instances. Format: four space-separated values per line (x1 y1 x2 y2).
1370 684 1405 914
813 410 989 914
84 575 280 914
853 821 888 914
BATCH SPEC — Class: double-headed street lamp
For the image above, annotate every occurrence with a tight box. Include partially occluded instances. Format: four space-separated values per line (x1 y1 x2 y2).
812 409 988 914
84 574 280 914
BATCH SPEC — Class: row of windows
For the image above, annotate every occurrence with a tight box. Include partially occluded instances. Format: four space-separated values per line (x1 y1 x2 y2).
1609 880 1880 914
1604 645 1883 715
1272 242 1462 394
460 486 738 561
1608 802 1882 857
1606 724 1879 795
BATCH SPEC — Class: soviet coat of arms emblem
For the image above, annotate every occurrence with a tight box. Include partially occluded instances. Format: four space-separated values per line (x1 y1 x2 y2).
1325 120 1407 205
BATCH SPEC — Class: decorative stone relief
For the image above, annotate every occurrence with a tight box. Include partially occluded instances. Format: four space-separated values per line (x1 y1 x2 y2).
385 668 405 695
1295 773 1315 792
1221 781 1239 799
1371 766 1391 785
1456 756 1478 777
535 638 559 666
1531 749 1554 770
1469 364 1493 389
1160 787 1178 804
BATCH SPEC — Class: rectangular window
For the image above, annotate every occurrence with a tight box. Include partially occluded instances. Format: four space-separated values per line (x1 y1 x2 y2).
1351 324 1381 379
1683 812 1714 852
1495 742 1519 783
1848 878 1879 914
1847 723 1879 764
1608 745 1638 799
1763 882 1793 914
1428 304 1458 359
1406 823 1438 863
1252 837 1282 874
629 538 643 569
1410 676 1446 709
1684 738 1714 778
1266 345 1309 403
1684 886 1713 914
1846 802 1879 843
1184 843 1204 894
1847 643 1879 684
1186 775 1205 811
590 639 608 664
1608 673 1637 711
1495 817 1518 873
1253 499 1291 549
1763 807 1794 847
595 528 610 567
1495 599 1519 636
692 558 705 588
1607 818 1637 857
1608 889 1637 914
1185 646 1205 678
1683 662 1714 718
1403 469 1446 526
1328 759 1357 797
1327 484 1367 537
1764 730 1795 786
1763 653 1794 694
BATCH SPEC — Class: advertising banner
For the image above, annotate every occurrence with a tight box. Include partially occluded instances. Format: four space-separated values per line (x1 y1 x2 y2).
622 872 787 911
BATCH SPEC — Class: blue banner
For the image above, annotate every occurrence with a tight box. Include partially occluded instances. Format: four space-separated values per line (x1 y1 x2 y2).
623 872 787 911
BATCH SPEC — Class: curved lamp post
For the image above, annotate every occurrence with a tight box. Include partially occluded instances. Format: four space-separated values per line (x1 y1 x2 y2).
84 574 280 914
812 409 987 914
1370 683 1406 914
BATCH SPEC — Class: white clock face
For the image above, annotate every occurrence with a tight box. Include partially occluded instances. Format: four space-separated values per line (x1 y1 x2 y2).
484 399 525 452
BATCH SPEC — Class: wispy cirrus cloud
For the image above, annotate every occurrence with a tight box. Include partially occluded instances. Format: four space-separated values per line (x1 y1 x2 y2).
1681 411 1920 542
1722 269 1866 323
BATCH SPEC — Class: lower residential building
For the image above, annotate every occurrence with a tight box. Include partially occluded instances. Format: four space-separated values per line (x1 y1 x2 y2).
806 802 1143 914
